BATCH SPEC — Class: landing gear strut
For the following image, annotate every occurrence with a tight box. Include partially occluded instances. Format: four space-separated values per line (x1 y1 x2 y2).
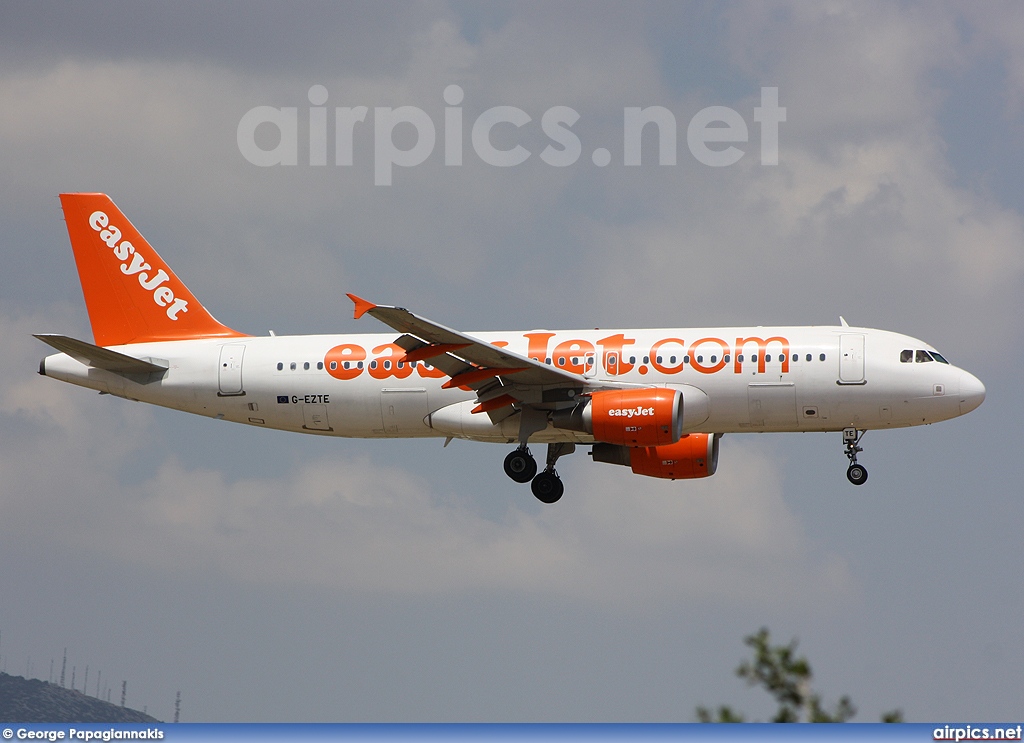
530 443 574 504
503 445 537 484
843 427 868 485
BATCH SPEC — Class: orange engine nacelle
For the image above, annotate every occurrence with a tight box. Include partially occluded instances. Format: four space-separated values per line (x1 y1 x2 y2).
588 388 683 446
591 433 721 480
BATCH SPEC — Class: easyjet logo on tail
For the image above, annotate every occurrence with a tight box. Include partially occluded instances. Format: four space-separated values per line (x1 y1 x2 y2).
88 211 189 320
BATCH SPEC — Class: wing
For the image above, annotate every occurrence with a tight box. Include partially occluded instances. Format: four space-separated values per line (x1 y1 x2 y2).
347 294 586 425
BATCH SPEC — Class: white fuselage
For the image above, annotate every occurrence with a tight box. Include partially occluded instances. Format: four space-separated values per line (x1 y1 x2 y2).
40 325 985 444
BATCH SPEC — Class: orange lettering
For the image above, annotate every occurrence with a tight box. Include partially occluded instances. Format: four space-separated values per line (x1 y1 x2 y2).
524 332 555 363
734 336 790 374
325 344 366 380
552 339 596 374
688 337 729 374
650 338 686 374
597 334 636 376
370 343 415 380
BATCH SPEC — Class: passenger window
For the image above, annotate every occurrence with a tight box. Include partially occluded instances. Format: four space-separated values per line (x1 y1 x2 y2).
370 361 378 369
819 353 826 361
900 349 913 363
684 355 690 364
317 362 323 370
724 354 730 363
697 355 704 363
792 354 798 362
766 354 772 362
357 361 364 369
751 354 758 362
303 362 310 370
737 354 744 362
915 350 933 363
629 356 636 364
290 362 296 370
710 355 717 363
330 361 337 370
277 362 283 371
643 356 650 364
670 356 676 364
806 354 812 362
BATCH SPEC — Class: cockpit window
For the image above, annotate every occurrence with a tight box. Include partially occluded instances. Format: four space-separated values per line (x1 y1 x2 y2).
900 349 913 363
931 351 949 364
915 349 934 363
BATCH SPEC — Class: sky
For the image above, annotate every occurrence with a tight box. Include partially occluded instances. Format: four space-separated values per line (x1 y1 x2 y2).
0 0 1022 723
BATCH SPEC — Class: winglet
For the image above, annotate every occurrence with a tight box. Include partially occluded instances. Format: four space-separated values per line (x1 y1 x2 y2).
347 293 377 320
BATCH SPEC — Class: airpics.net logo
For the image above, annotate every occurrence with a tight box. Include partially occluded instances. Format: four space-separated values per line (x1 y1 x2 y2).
237 85 786 186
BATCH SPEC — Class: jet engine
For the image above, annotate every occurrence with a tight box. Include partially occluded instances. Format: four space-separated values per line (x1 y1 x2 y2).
552 388 683 446
590 433 721 480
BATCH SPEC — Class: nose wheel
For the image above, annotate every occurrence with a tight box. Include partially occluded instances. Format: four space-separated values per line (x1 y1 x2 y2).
843 428 868 485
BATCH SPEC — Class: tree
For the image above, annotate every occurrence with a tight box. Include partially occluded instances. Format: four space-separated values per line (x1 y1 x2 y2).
696 628 903 723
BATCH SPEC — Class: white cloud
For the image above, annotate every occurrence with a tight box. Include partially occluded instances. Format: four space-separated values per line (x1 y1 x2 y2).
32 443 851 609
571 2 1024 355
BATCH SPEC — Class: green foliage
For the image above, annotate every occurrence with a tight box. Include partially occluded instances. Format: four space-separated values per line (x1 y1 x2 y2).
696 627 903 723
695 705 745 723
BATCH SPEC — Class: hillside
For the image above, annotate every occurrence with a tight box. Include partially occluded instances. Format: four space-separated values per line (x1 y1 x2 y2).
0 673 160 723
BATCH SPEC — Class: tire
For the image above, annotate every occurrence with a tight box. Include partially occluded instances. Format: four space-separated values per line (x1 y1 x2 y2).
504 449 537 483
531 471 564 503
846 464 868 485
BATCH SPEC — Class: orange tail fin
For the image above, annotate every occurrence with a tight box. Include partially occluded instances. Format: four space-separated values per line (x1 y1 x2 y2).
60 193 246 346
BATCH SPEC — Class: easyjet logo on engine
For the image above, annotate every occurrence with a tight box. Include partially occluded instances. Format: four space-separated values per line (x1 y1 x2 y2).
89 211 189 320
608 406 654 418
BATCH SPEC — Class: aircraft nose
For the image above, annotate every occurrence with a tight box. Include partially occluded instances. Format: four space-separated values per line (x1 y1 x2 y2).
959 372 986 415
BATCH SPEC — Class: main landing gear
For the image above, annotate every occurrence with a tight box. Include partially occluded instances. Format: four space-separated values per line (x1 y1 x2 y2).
843 427 868 485
503 443 574 503
503 445 537 483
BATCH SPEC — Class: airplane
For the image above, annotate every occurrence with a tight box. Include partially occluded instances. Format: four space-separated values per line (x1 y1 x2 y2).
36 193 986 503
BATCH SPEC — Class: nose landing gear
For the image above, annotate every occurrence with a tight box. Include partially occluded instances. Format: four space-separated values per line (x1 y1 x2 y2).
843 427 868 485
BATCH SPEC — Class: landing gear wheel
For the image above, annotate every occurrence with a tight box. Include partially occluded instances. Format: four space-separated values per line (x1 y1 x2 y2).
531 471 564 504
846 464 868 485
504 448 537 483
842 428 868 486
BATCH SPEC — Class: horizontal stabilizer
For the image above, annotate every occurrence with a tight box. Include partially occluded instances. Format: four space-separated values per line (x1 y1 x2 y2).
34 334 168 375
